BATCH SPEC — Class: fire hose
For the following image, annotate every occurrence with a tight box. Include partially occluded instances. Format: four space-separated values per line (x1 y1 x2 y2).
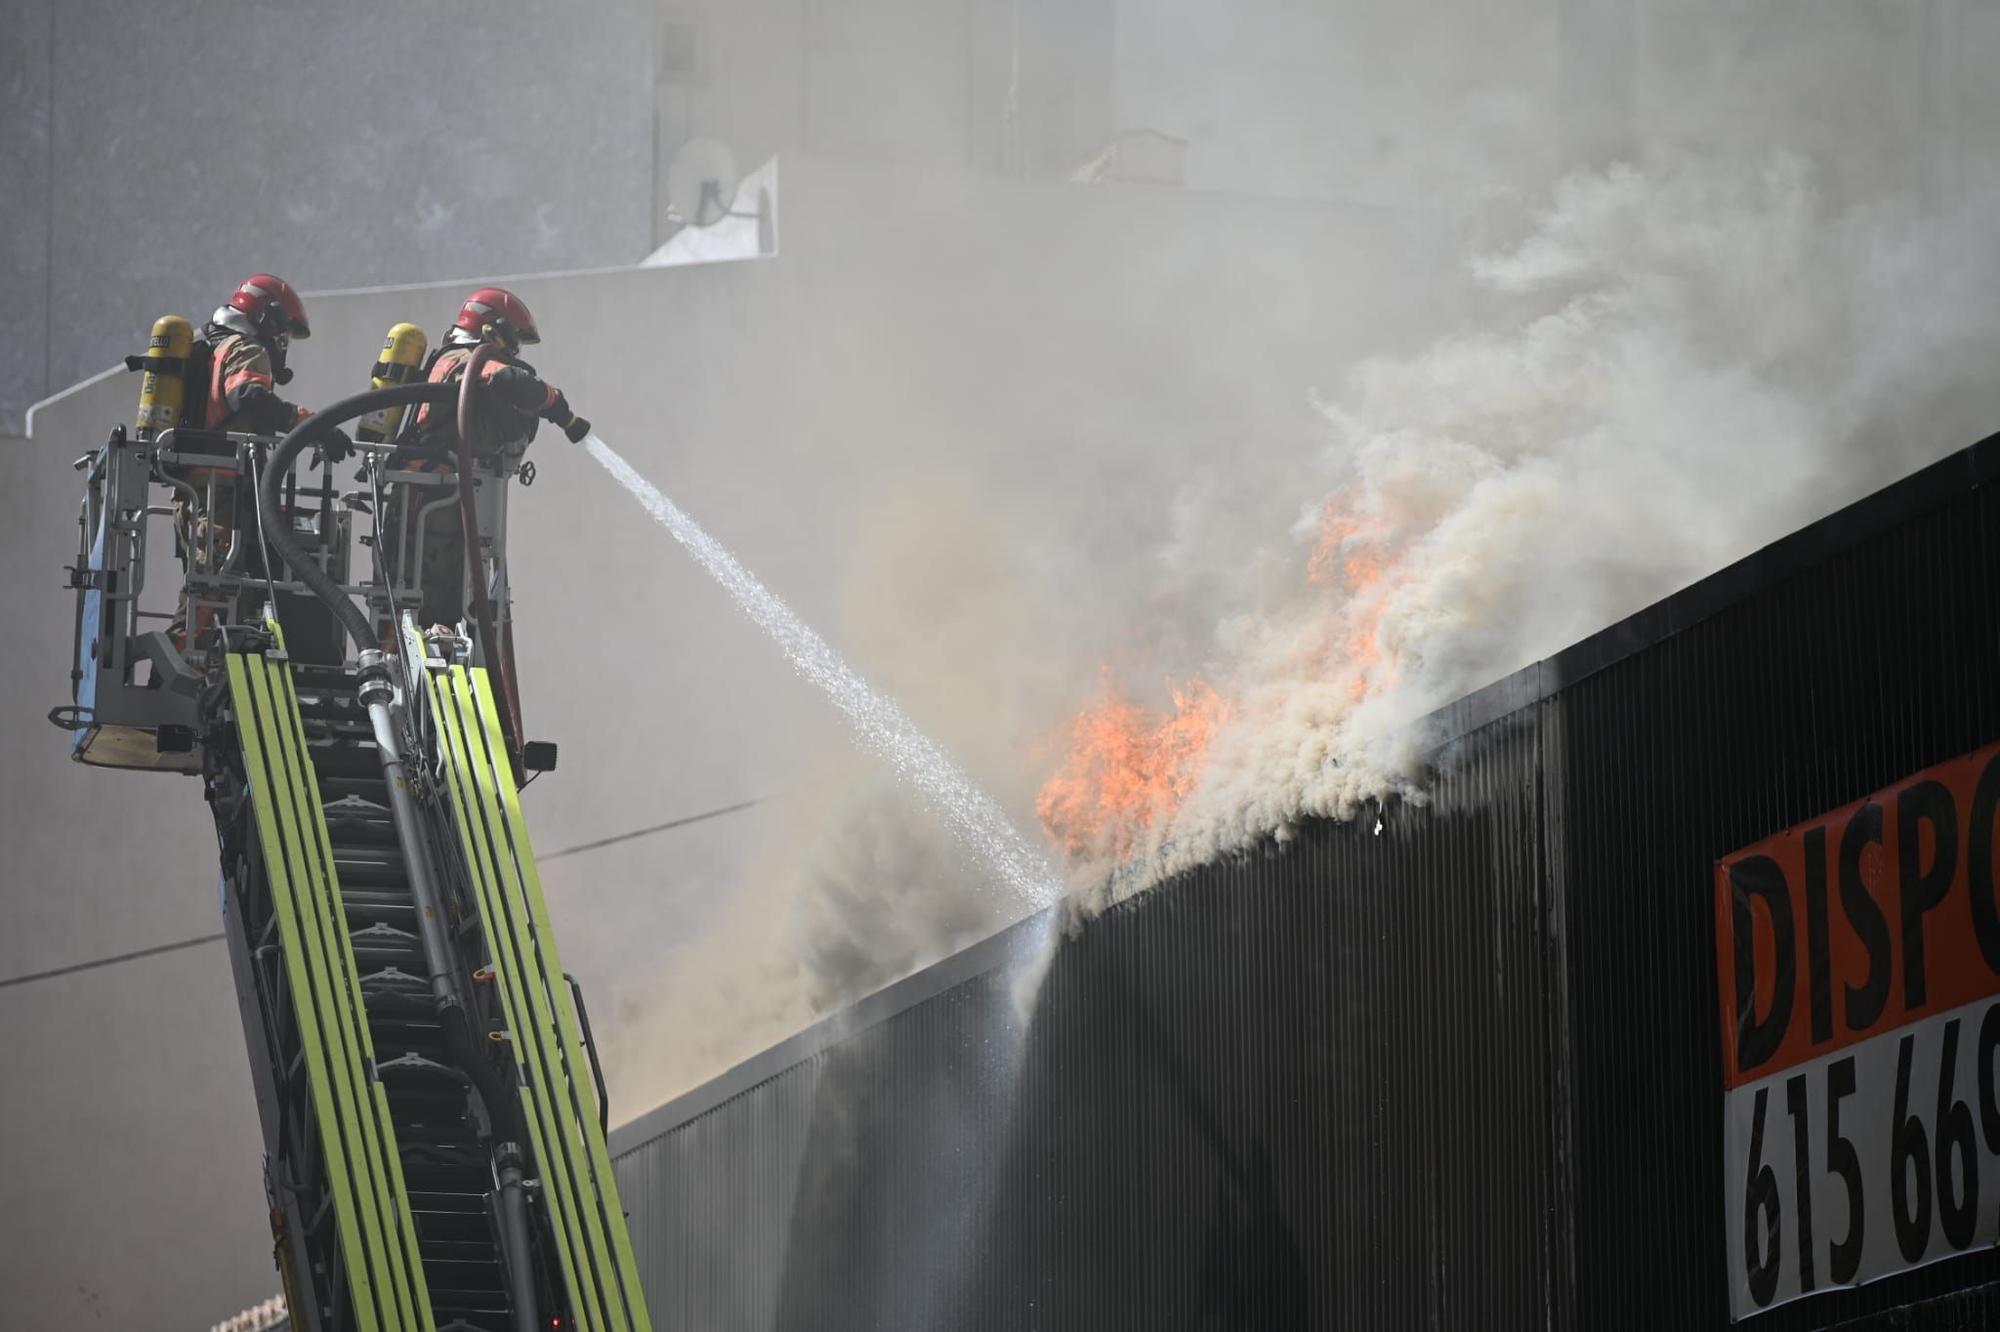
255 380 454 653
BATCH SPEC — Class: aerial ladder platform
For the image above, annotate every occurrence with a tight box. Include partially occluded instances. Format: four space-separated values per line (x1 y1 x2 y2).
54 322 652 1332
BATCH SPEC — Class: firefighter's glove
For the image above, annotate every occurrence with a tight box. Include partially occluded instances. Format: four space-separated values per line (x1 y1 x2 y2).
539 391 591 442
311 428 356 470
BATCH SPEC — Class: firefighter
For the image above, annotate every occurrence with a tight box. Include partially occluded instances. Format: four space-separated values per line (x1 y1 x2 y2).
381 286 590 628
170 273 347 648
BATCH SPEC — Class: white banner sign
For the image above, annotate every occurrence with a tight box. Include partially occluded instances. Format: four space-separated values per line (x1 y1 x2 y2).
1724 996 2000 1317
1715 742 2000 1321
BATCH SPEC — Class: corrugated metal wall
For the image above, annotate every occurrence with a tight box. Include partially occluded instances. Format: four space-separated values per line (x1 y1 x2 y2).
616 722 1566 1330
964 711 1563 1330
612 437 2000 1330
1557 464 2000 1328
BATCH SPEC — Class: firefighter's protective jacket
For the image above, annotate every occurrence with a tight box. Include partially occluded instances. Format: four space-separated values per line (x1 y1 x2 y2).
406 347 561 466
205 331 309 434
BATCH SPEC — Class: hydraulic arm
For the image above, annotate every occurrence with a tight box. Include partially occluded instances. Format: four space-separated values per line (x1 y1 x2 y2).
58 347 652 1332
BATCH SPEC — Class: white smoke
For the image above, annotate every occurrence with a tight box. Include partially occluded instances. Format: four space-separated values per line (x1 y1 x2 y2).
1084 152 2000 899
600 150 2000 1106
602 774 1025 1113
585 433 1062 909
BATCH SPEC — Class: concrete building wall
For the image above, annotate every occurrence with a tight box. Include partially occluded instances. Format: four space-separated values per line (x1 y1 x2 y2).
1108 0 2000 212
0 415 273 1326
15 0 1995 433
0 0 1124 434
1628 0 1993 205
1111 0 1566 207
648 0 1117 230
0 0 657 432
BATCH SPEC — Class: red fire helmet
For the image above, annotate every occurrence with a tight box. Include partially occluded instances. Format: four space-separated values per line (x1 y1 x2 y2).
227 273 311 340
452 287 541 346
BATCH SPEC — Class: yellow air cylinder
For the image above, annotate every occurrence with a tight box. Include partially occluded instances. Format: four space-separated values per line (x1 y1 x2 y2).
133 316 194 440
355 322 428 443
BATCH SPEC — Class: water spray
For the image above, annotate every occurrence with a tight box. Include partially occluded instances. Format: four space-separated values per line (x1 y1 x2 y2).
583 433 1064 910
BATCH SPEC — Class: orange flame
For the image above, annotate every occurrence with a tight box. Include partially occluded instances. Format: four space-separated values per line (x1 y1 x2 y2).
1306 493 1391 590
1038 492 1412 867
1304 493 1402 700
1035 675 1231 863
1343 617 1390 702
1305 502 1358 587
